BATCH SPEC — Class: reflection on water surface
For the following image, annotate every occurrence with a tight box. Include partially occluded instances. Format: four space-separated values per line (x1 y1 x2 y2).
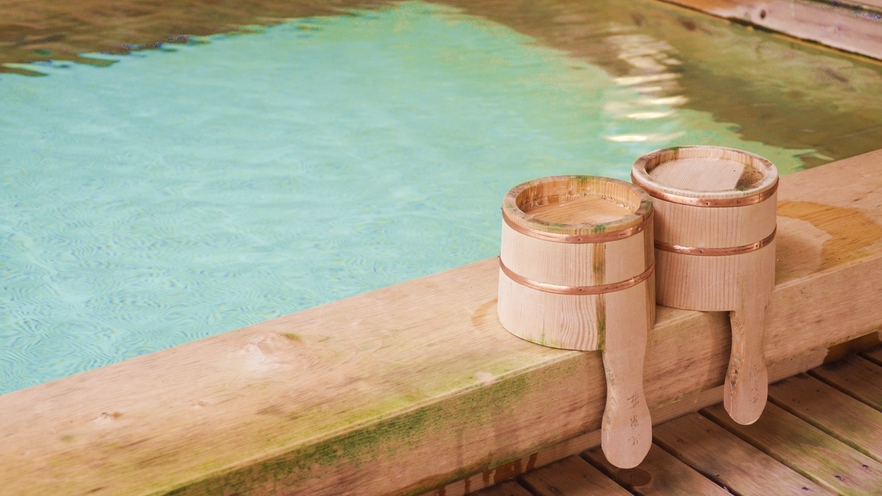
442 0 882 169
4 0 882 167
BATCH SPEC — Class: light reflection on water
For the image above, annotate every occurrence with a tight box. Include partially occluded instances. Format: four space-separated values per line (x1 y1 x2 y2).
2 1 881 394
440 0 882 169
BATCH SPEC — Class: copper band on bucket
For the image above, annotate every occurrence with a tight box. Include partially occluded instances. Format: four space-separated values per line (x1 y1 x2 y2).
631 174 778 208
502 209 654 244
655 227 776 256
499 258 654 295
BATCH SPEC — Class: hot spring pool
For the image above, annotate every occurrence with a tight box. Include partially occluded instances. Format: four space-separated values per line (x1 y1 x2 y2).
2 0 882 395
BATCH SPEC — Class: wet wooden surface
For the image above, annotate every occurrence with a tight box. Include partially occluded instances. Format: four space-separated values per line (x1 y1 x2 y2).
659 0 882 61
465 346 882 496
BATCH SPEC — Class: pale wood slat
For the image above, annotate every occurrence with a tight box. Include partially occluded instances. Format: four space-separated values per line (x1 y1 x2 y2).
862 345 882 366
703 403 882 495
654 412 833 495
854 0 882 10
810 355 882 411
770 373 882 462
471 480 533 496
519 455 630 496
583 444 730 495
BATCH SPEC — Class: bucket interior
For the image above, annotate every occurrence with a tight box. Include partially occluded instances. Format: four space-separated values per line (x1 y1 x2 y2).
639 147 777 195
515 177 643 227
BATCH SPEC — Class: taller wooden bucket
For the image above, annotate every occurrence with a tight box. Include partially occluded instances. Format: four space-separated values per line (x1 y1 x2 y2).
497 175 654 469
631 146 778 425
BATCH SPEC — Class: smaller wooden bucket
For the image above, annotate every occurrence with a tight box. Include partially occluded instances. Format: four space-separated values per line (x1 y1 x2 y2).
631 146 778 425
497 175 654 468
497 175 654 350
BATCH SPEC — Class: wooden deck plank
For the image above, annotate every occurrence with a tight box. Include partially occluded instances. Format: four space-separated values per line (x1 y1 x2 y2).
2 150 882 495
860 344 882 366
653 412 834 495
703 403 882 495
519 456 630 496
769 373 882 462
810 355 882 411
658 0 882 61
471 481 533 496
583 445 730 495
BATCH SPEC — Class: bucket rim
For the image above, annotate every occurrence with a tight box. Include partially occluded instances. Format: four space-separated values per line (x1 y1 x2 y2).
631 145 778 207
502 175 653 240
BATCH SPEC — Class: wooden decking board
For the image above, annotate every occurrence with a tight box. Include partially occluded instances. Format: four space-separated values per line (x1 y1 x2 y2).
702 403 882 495
583 445 731 495
810 355 882 411
518 456 630 496
471 481 533 496
859 344 882 367
769 373 882 462
653 412 834 495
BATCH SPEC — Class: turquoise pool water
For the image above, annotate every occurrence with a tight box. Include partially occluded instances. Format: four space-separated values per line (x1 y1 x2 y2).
0 2 841 394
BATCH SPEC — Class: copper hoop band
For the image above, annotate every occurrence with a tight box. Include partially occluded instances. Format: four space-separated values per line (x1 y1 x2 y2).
502 209 653 244
632 174 778 207
655 227 776 256
499 258 654 295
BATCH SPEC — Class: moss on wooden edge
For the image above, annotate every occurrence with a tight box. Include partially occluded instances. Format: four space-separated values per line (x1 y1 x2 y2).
162 357 589 496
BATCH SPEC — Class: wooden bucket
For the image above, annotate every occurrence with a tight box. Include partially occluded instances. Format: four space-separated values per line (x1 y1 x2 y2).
631 146 778 425
497 175 654 469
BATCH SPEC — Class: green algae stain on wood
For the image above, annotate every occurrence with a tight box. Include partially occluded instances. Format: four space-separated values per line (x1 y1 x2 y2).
592 242 606 283
165 361 584 495
596 295 606 351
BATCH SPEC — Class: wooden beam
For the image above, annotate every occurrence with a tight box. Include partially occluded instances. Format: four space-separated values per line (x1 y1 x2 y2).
2 150 882 495
657 0 882 61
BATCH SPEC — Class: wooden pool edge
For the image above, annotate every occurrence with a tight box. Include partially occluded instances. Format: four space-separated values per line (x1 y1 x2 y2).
1 150 882 495
657 0 882 61
422 336 882 496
